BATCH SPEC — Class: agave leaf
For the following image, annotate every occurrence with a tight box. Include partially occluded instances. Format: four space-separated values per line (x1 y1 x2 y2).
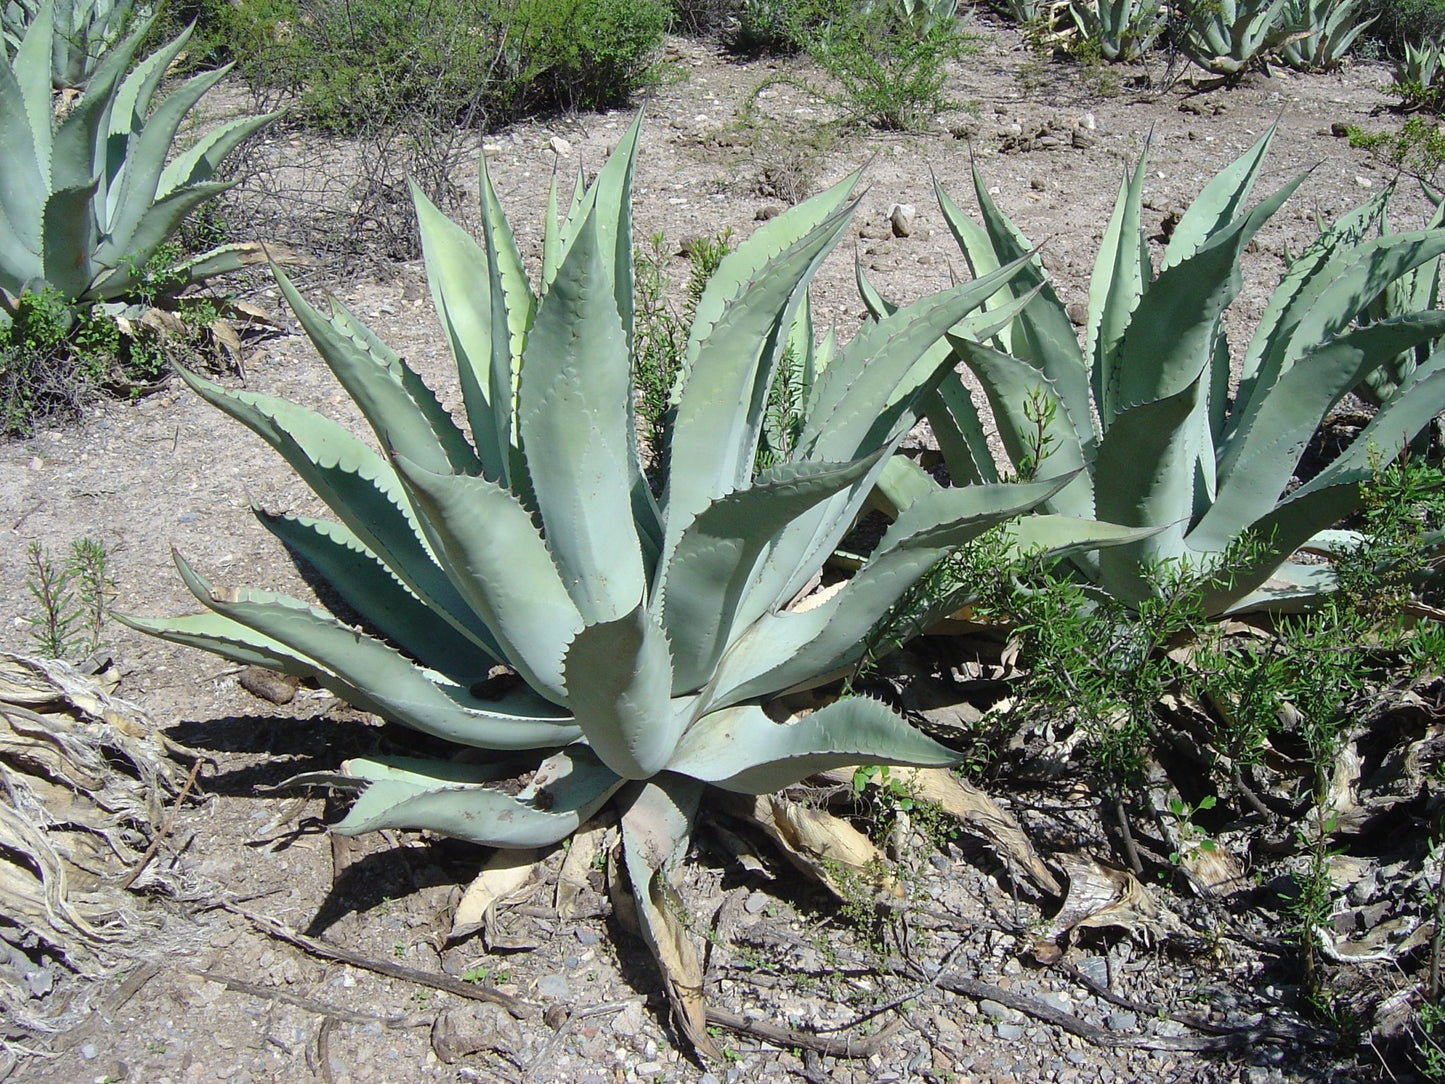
684 171 860 400
477 157 535 490
1087 152 1149 428
1112 174 1303 412
669 697 957 793
1196 313 1445 552
338 747 622 847
713 475 1072 707
924 380 998 486
948 339 1093 518
175 369 490 649
171 554 581 750
157 114 277 195
1236 229 1445 426
255 508 499 677
40 179 97 298
102 65 230 249
963 165 1092 443
113 608 321 676
276 270 479 477
871 455 939 518
390 455 582 704
1211 347 1445 610
170 241 295 286
934 177 1008 350
617 777 718 1060
663 452 886 691
517 211 645 624
0 29 46 255
555 112 641 343
89 181 237 298
563 603 678 780
1162 125 1274 269
413 182 511 482
668 196 857 539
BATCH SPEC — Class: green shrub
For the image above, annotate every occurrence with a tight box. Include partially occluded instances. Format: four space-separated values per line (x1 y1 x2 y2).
174 0 669 133
801 0 972 130
1359 0 1445 59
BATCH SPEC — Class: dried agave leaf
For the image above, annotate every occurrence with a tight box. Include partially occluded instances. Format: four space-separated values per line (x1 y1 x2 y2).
709 821 769 876
450 847 544 942
1178 840 1249 898
739 793 901 899
556 816 613 920
1035 853 1161 956
0 653 196 1043
618 783 719 1060
817 765 1061 895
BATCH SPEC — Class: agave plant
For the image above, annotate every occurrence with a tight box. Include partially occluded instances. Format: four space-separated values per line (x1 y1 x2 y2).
915 127 1445 614
119 116 1124 1053
1176 0 1295 76
1394 36 1444 110
0 3 276 318
1275 0 1374 70
1067 0 1163 61
1 0 141 89
1354 185 1445 407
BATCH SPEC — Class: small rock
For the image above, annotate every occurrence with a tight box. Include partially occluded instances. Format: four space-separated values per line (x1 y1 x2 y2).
1107 1010 1138 1031
537 973 570 999
1082 112 1096 130
238 667 299 705
743 890 769 915
549 136 572 157
1330 121 1351 137
80 1043 99 1060
980 999 1022 1023
755 205 781 221
995 1022 1026 1041
431 1004 523 1065
889 203 916 238
1066 301 1088 326
1355 176 1373 188
576 927 600 946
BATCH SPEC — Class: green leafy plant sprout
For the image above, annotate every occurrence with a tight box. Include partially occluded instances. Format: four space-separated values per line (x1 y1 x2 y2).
23 537 111 659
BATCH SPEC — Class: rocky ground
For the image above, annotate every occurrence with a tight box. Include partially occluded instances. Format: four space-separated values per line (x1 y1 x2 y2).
2 16 1442 1084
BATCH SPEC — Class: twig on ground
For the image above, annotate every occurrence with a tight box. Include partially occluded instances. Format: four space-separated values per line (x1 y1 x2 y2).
120 757 204 890
933 969 1335 1051
704 1006 903 1057
523 999 641 1079
219 900 535 1019
185 968 428 1029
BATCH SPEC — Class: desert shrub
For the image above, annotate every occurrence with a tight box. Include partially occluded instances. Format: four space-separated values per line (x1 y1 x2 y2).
165 0 669 132
1359 0 1445 57
800 0 973 129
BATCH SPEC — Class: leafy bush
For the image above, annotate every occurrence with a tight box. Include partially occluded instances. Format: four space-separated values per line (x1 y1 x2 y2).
1359 0 1445 61
800 0 972 129
172 0 669 133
